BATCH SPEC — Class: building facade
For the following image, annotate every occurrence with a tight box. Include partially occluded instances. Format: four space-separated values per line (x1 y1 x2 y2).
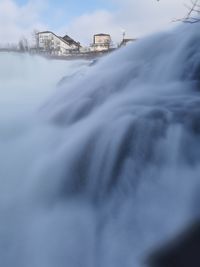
91 34 111 52
38 31 81 55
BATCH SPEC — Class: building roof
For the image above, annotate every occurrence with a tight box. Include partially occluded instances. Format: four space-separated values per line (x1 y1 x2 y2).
120 38 137 47
38 31 52 34
62 35 80 47
94 33 111 37
123 38 136 42
38 31 81 47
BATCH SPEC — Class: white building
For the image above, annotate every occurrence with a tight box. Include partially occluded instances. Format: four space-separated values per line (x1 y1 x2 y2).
91 33 111 52
37 31 81 55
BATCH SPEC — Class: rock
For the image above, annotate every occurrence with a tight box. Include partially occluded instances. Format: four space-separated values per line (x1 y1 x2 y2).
148 221 200 267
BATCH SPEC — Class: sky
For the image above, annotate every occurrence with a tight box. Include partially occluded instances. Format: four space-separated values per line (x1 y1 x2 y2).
0 0 187 46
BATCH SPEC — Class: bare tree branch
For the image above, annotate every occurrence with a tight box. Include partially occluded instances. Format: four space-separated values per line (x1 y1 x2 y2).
180 0 200 23
166 0 200 24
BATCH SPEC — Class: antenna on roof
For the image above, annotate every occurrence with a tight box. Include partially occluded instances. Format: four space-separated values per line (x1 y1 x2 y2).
120 28 126 41
123 31 126 40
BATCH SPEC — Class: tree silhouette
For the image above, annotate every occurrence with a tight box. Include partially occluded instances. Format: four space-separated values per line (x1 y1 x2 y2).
173 0 200 23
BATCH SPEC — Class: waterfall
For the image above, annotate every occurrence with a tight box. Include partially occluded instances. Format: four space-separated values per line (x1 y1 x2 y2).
1 23 200 267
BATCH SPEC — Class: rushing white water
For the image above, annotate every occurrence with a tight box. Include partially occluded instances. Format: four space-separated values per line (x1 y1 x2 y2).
1 24 200 267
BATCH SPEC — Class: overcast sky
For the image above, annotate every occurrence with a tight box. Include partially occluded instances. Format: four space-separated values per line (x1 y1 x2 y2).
0 0 187 45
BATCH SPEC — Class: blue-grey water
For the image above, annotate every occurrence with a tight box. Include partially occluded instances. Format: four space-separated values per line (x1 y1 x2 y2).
1 24 200 267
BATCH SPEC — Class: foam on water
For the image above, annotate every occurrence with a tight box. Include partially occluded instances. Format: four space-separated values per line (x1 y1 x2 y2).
1 24 200 267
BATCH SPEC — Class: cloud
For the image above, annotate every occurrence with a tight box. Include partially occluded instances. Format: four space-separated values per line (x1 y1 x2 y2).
113 0 186 35
59 10 122 46
0 0 188 46
0 0 47 45
59 0 186 45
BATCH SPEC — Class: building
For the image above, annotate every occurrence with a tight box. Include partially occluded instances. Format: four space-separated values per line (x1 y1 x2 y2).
120 38 137 47
91 33 111 52
37 31 81 55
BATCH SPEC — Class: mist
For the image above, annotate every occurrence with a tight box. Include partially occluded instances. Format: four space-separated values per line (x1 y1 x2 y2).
1 23 200 267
